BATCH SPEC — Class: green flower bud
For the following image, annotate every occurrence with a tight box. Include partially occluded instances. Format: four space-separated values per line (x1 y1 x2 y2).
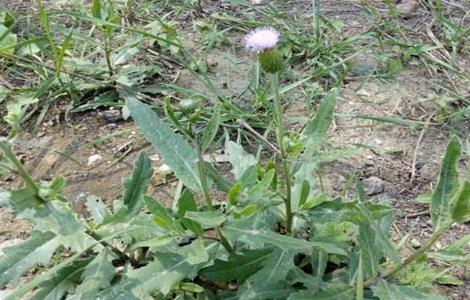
257 49 283 74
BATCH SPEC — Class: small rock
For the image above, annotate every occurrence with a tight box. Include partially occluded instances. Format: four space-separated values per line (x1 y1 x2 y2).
149 154 161 161
102 123 118 130
396 0 420 18
102 110 122 123
156 164 173 177
87 154 103 166
362 176 385 195
411 238 421 248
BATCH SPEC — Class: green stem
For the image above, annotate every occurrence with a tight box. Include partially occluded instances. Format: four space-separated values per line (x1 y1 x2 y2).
364 220 453 287
271 73 293 234
103 35 113 77
0 141 41 198
196 144 213 210
196 142 234 253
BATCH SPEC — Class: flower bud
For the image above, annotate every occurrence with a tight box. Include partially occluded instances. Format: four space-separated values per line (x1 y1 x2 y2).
257 49 283 74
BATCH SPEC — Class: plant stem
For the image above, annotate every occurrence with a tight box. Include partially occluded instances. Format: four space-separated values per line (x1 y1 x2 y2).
103 35 114 77
196 144 213 210
0 141 41 198
364 220 453 287
271 73 293 234
196 142 234 253
85 228 138 267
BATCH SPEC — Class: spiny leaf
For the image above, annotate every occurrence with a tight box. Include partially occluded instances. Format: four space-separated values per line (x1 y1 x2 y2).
122 152 154 214
303 88 339 155
226 141 257 180
0 231 60 287
357 224 381 278
372 280 448 300
431 136 462 230
236 281 294 300
127 97 200 191
180 238 209 265
246 249 296 284
30 258 92 300
177 190 203 234
200 248 273 283
201 106 220 152
223 225 347 255
91 0 102 19
97 253 200 298
288 286 354 300
143 196 182 232
428 234 470 263
184 211 226 229
86 195 109 225
70 249 116 299
449 181 470 223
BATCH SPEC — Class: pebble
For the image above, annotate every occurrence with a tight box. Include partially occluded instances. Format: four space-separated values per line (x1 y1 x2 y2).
102 110 122 123
411 238 421 248
87 154 103 166
362 176 385 195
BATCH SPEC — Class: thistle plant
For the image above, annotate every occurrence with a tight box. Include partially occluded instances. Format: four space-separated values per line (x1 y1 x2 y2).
244 27 293 233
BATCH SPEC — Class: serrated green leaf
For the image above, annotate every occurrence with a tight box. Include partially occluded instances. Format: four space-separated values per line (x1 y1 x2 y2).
431 136 462 230
200 248 273 283
226 141 257 180
0 24 17 55
13 198 94 252
236 281 294 300
449 181 470 223
201 107 220 152
98 253 200 298
303 88 339 155
246 249 296 284
30 258 92 300
357 224 381 278
291 160 317 211
227 182 242 205
356 202 400 264
288 286 354 300
69 249 115 300
299 180 310 207
91 0 102 19
184 211 226 229
0 231 60 287
127 97 200 191
233 204 258 219
223 225 347 255
181 238 209 265
86 195 110 224
130 235 174 250
428 234 470 263
180 282 204 293
177 190 203 235
372 280 448 300
143 196 182 232
122 152 154 214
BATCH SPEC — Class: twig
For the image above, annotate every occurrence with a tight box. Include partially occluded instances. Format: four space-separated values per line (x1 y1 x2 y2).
406 210 429 218
236 119 281 155
410 113 434 180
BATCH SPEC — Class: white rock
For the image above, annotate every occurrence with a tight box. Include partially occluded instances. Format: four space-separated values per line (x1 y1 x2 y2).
87 154 103 166
156 164 173 176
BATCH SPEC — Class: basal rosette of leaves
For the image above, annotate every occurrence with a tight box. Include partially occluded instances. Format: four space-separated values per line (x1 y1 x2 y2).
1 90 468 299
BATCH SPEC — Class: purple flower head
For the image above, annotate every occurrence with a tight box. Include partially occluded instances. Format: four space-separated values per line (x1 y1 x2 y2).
243 27 279 52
